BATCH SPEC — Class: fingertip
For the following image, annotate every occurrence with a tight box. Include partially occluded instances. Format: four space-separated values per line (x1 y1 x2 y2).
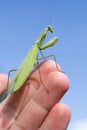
50 103 71 126
54 103 71 120
45 70 70 94
38 60 70 94
41 103 71 130
0 73 8 94
58 71 70 92
39 60 61 75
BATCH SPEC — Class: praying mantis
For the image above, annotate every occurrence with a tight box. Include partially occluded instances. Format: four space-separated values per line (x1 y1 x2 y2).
0 26 58 102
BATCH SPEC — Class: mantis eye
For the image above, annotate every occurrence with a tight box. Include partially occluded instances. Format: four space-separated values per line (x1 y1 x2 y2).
48 26 53 33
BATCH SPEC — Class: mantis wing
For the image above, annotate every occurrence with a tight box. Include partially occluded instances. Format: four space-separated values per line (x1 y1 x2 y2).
8 43 38 92
0 44 38 102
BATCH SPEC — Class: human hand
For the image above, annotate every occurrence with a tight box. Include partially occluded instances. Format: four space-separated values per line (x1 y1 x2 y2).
0 60 71 130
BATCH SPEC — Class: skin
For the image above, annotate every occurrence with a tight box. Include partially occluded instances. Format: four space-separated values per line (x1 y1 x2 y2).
0 60 71 130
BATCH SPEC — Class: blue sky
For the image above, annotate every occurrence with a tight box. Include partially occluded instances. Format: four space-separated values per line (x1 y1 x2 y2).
0 0 87 129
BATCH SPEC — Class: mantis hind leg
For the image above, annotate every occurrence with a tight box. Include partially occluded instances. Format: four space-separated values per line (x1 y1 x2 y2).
35 60 49 93
7 69 18 94
0 69 17 102
7 69 17 88
36 51 59 92
38 49 59 71
37 54 58 70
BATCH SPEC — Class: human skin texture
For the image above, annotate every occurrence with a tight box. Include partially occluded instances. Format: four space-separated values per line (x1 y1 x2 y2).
0 60 71 130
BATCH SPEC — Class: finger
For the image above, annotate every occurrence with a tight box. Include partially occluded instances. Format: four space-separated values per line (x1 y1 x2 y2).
0 74 8 95
4 60 69 111
3 60 64 111
9 61 70 130
39 103 71 130
0 60 61 129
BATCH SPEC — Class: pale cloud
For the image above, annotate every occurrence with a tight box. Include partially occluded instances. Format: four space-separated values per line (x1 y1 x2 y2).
69 119 87 130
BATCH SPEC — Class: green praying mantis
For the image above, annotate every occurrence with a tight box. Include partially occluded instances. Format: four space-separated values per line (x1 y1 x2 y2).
0 26 58 102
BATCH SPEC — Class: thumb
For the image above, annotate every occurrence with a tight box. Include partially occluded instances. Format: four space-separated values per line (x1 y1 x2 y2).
0 74 8 102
